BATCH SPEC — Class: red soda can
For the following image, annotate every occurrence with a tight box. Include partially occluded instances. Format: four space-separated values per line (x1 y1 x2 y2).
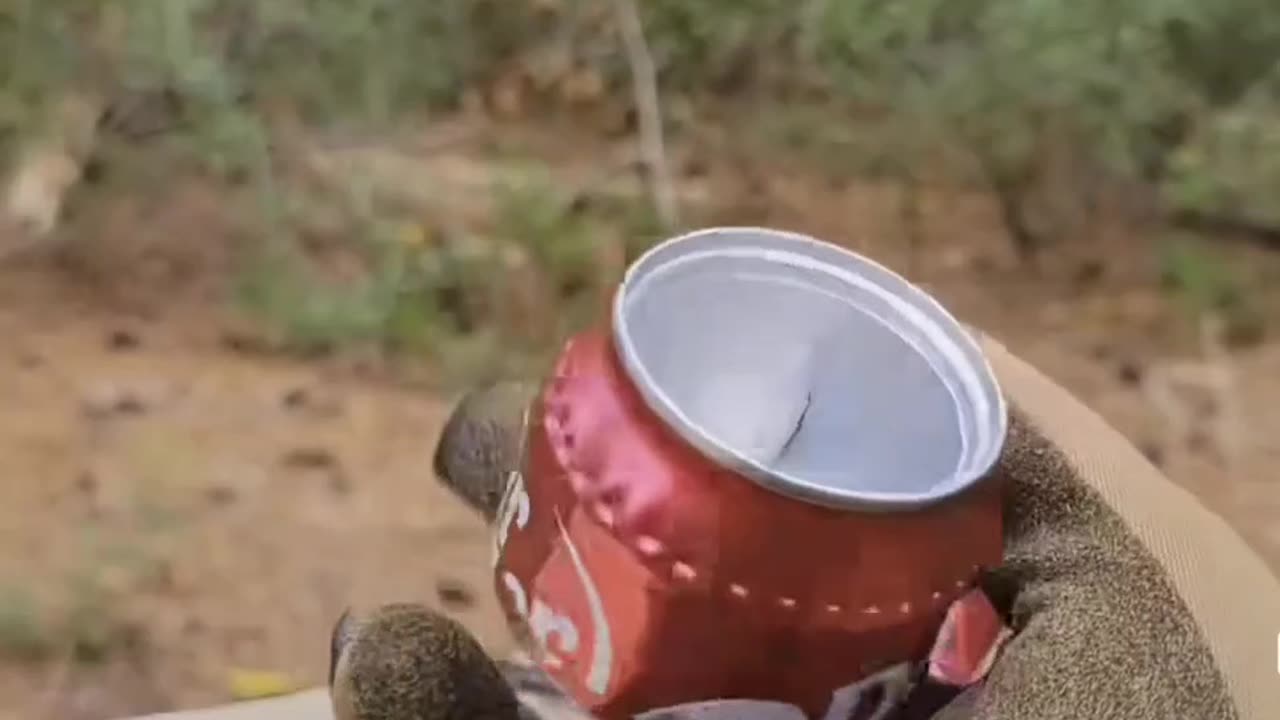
493 228 1007 719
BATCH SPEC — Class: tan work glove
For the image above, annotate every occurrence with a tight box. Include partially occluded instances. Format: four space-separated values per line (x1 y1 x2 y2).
929 332 1280 720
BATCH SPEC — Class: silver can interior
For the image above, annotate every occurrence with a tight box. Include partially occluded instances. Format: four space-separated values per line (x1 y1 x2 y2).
612 227 1007 510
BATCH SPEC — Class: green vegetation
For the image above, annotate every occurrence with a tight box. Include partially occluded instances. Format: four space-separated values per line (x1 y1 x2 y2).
0 507 176 664
0 584 52 661
3 0 1280 362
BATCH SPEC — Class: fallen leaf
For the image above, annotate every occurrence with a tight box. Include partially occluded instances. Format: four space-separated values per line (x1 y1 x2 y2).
393 221 427 248
227 668 297 701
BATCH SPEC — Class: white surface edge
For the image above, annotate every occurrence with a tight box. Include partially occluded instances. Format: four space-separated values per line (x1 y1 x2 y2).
125 688 332 720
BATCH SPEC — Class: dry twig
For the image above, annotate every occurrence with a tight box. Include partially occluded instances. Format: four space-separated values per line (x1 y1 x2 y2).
608 0 679 229
798 0 831 64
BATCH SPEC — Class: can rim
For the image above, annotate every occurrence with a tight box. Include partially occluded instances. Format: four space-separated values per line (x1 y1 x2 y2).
610 226 1009 512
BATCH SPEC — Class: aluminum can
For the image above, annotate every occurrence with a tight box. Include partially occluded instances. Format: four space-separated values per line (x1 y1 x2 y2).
493 227 1007 719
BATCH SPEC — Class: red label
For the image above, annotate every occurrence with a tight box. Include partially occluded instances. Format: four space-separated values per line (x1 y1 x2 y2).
494 463 656 714
529 509 653 704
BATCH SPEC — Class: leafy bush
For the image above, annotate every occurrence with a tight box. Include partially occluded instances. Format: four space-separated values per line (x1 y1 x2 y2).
7 0 1280 232
4 0 1280 356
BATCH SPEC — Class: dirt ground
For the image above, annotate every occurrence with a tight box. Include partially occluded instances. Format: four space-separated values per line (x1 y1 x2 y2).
1 127 1278 719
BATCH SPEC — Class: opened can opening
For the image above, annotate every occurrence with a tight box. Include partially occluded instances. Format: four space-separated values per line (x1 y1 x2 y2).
612 227 1008 511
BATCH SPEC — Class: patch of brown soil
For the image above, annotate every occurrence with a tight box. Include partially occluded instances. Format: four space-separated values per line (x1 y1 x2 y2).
0 297 510 718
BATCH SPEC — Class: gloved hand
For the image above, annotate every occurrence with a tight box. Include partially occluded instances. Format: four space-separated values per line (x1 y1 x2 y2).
931 332 1280 720
343 334 1280 720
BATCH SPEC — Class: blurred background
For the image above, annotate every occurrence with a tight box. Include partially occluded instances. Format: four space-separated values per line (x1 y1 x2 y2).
1 0 1279 717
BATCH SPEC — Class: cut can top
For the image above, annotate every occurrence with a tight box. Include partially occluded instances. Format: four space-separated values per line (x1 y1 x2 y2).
611 226 1008 511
